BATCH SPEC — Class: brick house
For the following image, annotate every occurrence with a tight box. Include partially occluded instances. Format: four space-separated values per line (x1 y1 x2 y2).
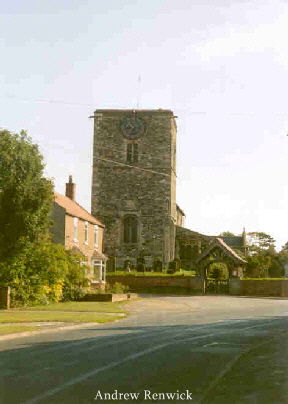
51 176 107 286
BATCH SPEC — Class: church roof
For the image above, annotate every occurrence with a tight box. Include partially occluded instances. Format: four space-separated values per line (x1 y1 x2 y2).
54 192 104 227
176 226 211 241
218 236 244 247
196 237 246 264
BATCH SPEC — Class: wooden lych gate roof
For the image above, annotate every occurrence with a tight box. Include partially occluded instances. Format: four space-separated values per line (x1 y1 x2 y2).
196 237 246 265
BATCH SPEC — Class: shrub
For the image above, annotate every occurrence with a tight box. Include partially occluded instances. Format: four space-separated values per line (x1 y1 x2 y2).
106 282 129 294
1 240 89 307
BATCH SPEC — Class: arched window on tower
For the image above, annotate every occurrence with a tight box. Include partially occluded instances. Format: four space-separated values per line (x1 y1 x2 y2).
123 215 138 244
127 143 138 164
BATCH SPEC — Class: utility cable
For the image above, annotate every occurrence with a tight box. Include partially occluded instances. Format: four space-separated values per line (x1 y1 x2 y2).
96 156 173 177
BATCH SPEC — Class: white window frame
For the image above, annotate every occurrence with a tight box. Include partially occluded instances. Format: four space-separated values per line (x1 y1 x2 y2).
73 217 78 242
94 225 99 247
84 221 88 245
92 260 106 282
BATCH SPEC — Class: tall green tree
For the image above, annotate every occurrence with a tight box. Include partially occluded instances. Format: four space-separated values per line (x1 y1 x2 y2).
245 254 272 278
219 231 236 237
0 129 54 263
280 241 288 252
246 232 276 255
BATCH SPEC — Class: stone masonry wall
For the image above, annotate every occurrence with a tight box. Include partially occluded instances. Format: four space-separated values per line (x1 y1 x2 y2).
229 279 288 297
91 110 177 266
107 275 204 294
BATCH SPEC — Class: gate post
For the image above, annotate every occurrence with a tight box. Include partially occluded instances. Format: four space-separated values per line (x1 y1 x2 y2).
229 277 242 295
0 287 10 309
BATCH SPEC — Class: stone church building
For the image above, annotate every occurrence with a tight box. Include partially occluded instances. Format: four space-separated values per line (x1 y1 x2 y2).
91 109 246 273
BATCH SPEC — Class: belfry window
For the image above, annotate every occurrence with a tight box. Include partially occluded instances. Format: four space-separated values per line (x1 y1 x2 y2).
123 215 138 243
127 143 138 163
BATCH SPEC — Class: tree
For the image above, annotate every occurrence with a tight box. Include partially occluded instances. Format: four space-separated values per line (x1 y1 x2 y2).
0 240 89 306
207 262 229 279
281 241 288 252
219 231 236 237
0 129 54 263
246 232 276 255
276 242 288 277
245 255 272 278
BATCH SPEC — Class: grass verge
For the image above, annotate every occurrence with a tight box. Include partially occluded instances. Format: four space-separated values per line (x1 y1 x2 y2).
16 301 125 313
0 325 40 335
0 311 125 323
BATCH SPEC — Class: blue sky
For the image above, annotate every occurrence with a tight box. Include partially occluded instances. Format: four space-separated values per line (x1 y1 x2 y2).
1 0 288 249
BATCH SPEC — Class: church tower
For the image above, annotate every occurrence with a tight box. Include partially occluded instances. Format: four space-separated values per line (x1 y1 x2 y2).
91 109 177 269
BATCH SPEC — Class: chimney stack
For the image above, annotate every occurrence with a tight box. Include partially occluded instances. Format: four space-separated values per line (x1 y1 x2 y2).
65 175 76 201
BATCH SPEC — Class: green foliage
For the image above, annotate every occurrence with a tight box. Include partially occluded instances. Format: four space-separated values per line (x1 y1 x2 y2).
278 248 288 272
61 253 89 302
281 241 288 251
207 262 229 279
0 130 88 306
105 282 129 294
245 254 272 278
219 231 236 237
0 129 54 262
0 241 88 307
267 258 284 278
246 232 276 255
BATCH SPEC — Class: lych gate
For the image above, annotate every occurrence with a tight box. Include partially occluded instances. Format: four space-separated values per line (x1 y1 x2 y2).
176 227 247 294
195 238 246 294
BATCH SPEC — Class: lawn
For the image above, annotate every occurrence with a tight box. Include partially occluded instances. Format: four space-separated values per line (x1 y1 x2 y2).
2 301 129 324
0 311 125 323
16 301 126 313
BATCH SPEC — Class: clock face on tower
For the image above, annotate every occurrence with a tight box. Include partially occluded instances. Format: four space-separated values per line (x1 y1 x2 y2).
120 116 145 139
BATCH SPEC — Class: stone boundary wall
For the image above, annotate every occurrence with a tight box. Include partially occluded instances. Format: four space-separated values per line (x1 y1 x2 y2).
0 287 10 309
229 279 288 297
107 275 204 294
81 293 138 302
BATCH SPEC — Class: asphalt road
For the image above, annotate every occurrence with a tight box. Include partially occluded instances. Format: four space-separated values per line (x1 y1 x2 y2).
2 295 288 404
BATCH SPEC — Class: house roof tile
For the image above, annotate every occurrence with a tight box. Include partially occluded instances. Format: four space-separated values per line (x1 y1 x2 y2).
54 192 104 227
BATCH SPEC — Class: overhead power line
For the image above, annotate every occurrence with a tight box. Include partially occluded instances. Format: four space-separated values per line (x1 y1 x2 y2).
96 156 172 177
3 94 288 116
